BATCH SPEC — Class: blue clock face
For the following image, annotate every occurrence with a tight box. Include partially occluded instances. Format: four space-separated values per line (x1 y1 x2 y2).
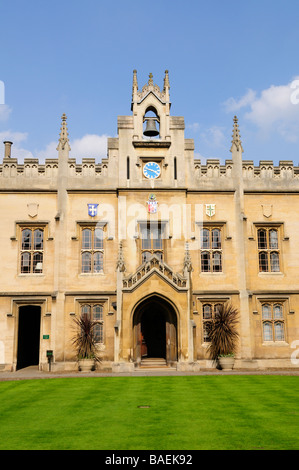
143 162 161 179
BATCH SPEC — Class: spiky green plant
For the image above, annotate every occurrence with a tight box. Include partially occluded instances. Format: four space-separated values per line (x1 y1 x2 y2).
206 303 239 362
72 314 101 362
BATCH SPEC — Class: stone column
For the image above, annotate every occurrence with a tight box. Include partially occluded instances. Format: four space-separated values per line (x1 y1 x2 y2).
230 116 253 361
53 114 71 366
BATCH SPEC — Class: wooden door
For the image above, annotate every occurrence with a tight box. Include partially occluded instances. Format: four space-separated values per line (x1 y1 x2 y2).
166 320 177 364
133 321 141 363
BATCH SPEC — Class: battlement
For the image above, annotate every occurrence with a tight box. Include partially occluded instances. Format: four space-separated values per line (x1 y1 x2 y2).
0 157 58 179
1 153 299 185
194 158 299 179
0 155 110 179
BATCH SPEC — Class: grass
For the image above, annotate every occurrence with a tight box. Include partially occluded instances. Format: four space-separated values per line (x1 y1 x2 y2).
0 375 298 450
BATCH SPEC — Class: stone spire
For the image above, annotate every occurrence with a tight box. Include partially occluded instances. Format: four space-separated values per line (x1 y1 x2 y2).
56 113 71 152
230 115 243 153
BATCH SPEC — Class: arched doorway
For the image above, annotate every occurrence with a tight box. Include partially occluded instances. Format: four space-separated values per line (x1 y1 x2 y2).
17 305 41 370
133 296 178 366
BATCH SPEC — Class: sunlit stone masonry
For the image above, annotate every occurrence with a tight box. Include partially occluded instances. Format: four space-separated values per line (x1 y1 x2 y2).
1 70 299 372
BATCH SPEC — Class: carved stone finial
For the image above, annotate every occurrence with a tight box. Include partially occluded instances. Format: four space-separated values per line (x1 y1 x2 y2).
230 115 243 153
148 72 154 86
183 242 193 273
56 113 71 152
116 241 126 272
163 70 170 90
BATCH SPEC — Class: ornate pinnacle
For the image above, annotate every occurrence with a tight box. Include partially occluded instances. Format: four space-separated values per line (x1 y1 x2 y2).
230 115 243 153
163 70 170 90
183 242 193 273
57 113 71 151
132 69 138 91
116 241 126 272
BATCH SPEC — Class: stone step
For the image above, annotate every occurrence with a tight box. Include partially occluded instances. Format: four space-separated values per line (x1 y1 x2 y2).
140 358 170 368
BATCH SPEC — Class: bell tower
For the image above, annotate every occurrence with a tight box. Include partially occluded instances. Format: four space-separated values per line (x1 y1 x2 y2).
113 70 190 188
131 70 171 141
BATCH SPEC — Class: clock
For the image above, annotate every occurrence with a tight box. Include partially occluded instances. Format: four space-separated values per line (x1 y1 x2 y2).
143 161 161 179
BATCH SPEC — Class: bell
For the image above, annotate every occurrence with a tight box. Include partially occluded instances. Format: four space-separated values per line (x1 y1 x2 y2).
143 118 159 137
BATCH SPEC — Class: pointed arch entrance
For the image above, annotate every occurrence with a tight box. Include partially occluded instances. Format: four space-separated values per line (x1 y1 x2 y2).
133 295 178 365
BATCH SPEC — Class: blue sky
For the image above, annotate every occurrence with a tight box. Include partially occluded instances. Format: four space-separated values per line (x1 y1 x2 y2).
1 0 299 165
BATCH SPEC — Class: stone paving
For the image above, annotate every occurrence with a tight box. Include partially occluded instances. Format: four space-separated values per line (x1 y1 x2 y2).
1 365 299 381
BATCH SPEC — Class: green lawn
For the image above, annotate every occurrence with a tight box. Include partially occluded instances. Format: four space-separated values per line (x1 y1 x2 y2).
0 375 298 450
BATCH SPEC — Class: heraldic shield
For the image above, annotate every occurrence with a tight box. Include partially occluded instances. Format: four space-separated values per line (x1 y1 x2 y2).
205 204 215 217
88 203 98 217
147 194 158 214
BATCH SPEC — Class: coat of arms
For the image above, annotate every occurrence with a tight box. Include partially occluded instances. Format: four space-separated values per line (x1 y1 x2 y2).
88 203 99 217
262 204 272 218
27 203 39 218
205 204 216 217
147 194 158 214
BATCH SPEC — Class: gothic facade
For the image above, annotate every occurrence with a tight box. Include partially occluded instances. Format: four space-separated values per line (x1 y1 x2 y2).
1 70 299 372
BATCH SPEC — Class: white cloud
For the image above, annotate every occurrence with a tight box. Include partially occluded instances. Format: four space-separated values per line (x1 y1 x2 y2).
186 122 200 132
71 134 108 159
245 80 299 141
0 130 33 159
224 78 299 142
200 126 226 148
0 132 110 162
37 141 57 160
0 104 12 121
223 89 256 113
194 151 203 159
0 130 28 143
37 133 109 161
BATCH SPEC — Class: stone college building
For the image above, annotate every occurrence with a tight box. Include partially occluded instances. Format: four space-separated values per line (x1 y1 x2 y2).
1 70 299 372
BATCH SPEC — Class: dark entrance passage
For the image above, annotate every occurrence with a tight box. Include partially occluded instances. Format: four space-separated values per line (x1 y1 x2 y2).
17 306 41 370
133 296 178 365
141 308 166 358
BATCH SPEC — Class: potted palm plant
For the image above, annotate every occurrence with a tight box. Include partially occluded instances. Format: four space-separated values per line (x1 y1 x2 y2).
72 313 101 371
205 303 239 370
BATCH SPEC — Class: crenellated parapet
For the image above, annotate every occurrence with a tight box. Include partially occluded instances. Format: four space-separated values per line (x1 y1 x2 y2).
2 153 299 190
68 158 108 177
194 159 233 178
0 156 110 179
0 157 58 179
192 158 299 180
